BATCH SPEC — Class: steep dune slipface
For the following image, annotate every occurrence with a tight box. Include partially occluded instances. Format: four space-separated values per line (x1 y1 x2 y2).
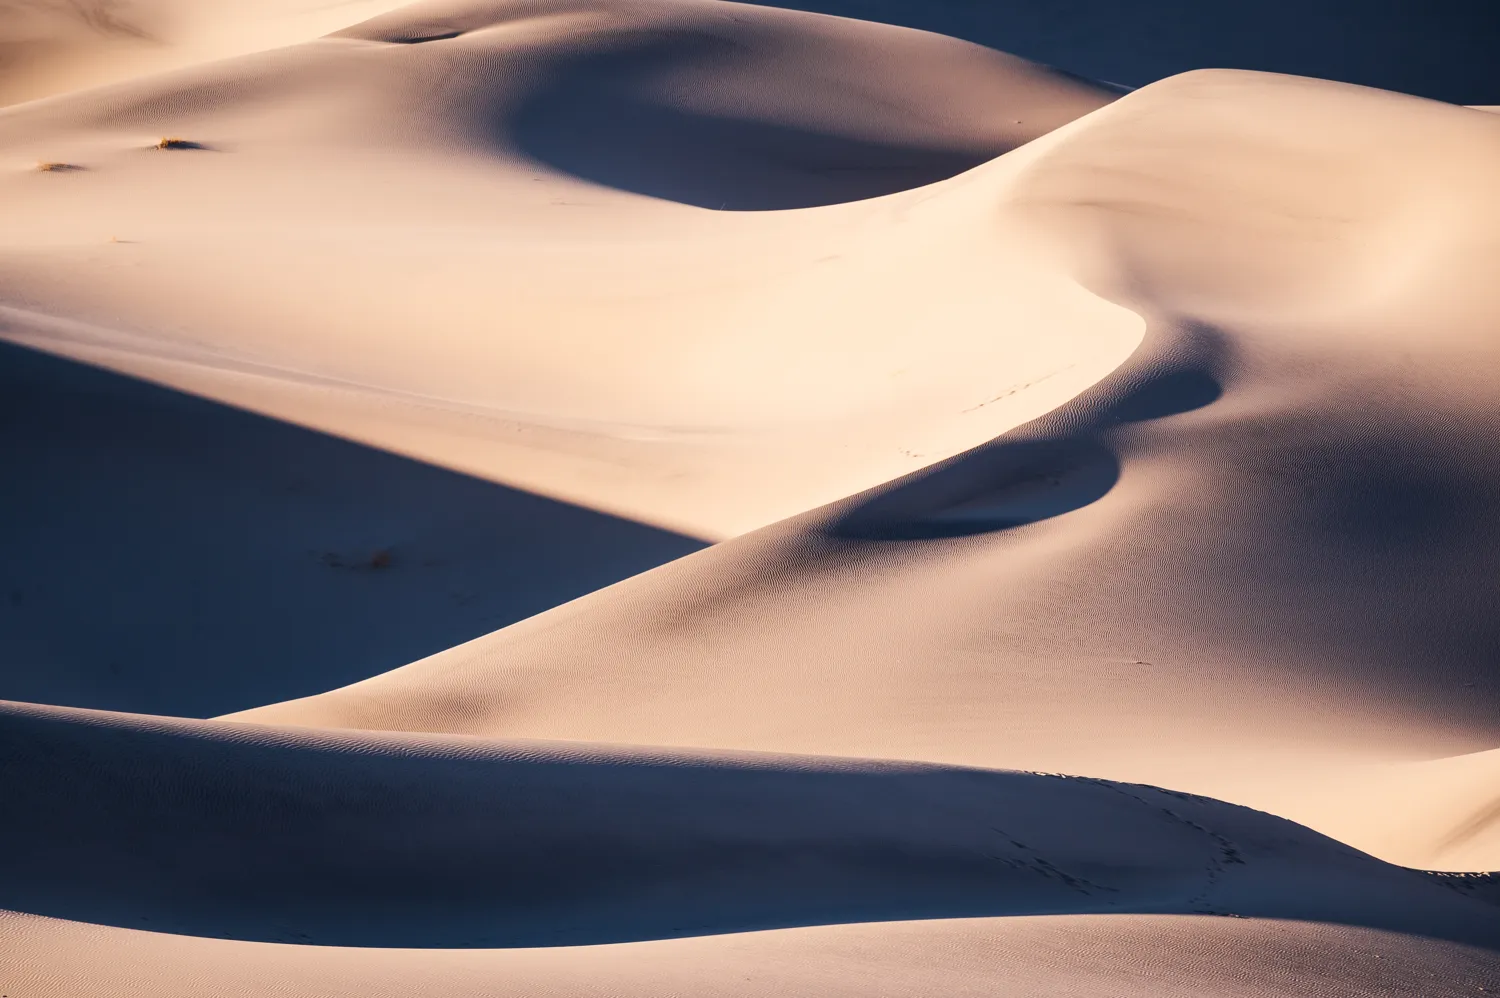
234 71 1500 871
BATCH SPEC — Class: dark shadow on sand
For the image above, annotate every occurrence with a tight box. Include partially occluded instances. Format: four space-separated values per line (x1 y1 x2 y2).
827 352 1222 541
0 341 705 717
0 702 1493 949
505 34 1004 210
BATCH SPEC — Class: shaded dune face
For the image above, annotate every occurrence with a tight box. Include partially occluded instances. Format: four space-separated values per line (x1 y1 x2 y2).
502 34 997 211
1 702 1494 948
0 341 703 718
326 0 1117 208
828 333 1225 540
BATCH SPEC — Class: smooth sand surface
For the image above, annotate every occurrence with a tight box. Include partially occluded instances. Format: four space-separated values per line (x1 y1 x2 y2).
3 0 1499 994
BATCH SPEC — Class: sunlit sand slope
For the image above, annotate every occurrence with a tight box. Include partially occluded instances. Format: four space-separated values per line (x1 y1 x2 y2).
0 0 1126 541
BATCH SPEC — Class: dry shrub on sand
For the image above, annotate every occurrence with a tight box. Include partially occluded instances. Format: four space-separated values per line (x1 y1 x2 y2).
153 137 207 151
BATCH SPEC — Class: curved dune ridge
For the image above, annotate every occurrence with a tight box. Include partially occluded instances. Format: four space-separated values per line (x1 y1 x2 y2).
3 0 1500 995
0 699 1496 947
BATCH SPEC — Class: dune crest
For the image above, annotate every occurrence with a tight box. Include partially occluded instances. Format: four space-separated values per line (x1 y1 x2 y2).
3 699 1497 947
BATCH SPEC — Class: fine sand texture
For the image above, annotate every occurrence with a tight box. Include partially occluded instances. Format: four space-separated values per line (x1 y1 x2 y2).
3 0 1500 995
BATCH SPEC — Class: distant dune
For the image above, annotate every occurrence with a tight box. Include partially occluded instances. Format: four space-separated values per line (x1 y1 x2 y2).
739 0 1497 105
2 0 1498 995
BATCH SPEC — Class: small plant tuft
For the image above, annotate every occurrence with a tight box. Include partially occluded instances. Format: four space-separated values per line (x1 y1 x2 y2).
153 137 207 151
35 161 83 172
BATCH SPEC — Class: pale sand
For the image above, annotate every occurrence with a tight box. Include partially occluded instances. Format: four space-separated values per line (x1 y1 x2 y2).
0 0 405 106
2 0 1499 994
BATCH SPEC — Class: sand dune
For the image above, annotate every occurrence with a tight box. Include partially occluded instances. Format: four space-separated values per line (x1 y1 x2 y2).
13 700 1496 948
2 0 1499 994
0 0 1127 540
231 68 1500 871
